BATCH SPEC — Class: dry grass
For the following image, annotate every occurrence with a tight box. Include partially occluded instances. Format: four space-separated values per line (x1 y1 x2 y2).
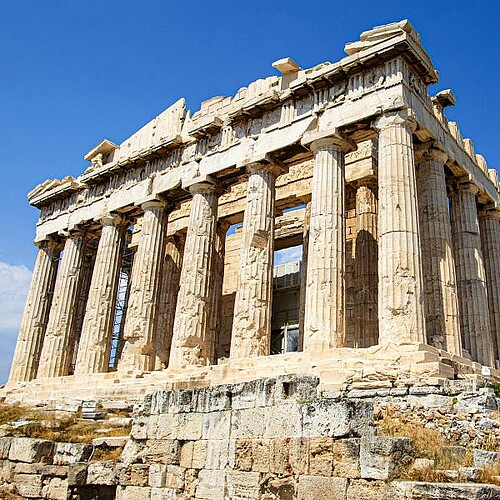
0 486 24 499
0 403 131 443
92 446 124 462
480 463 500 484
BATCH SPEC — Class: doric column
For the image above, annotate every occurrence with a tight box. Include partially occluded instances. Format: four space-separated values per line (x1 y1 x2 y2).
169 181 219 368
478 206 500 364
354 179 378 348
303 135 352 351
230 163 280 359
208 220 230 363
8 239 61 383
373 111 426 345
74 214 126 375
154 233 185 370
37 230 89 378
450 182 493 366
298 201 311 351
415 144 461 355
118 200 169 372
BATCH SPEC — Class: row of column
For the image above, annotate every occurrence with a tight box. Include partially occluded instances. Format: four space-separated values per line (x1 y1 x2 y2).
9 109 500 384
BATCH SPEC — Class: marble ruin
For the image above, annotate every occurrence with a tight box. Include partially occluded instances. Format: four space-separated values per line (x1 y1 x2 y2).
5 19 500 405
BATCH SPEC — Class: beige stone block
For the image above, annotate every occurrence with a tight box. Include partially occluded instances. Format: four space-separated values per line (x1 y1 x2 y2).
205 439 229 470
270 438 290 474
235 439 253 471
149 464 167 488
230 407 268 438
308 437 334 476
346 479 386 500
165 465 184 491
184 468 199 498
195 468 225 499
144 439 180 465
156 413 203 440
297 476 348 500
13 473 43 498
151 487 184 500
116 486 152 500
53 442 92 465
264 404 302 438
0 437 12 459
251 439 271 472
8 438 55 464
87 461 116 485
201 411 231 440
332 439 360 478
116 464 149 487
226 471 261 500
41 477 68 500
289 438 309 475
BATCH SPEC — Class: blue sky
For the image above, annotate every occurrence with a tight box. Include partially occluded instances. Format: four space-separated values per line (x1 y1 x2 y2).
0 0 499 382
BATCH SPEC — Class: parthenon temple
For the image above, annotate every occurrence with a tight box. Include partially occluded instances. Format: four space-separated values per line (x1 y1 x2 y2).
5 20 500 404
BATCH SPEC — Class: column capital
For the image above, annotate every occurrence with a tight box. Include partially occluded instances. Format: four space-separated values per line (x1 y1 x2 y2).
188 180 219 196
57 226 91 241
97 212 128 228
352 176 377 190
372 110 417 134
217 218 231 235
479 205 500 221
302 130 355 153
246 161 283 178
414 141 448 164
453 180 480 197
34 236 62 255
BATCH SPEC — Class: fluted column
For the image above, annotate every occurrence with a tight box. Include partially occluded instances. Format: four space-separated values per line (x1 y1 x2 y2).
154 233 185 370
298 201 311 351
37 230 89 378
373 111 426 345
208 220 230 363
118 200 169 372
8 239 61 383
303 136 351 351
478 206 500 364
169 182 219 368
74 214 126 375
354 179 378 347
415 145 461 355
230 163 280 358
450 182 493 366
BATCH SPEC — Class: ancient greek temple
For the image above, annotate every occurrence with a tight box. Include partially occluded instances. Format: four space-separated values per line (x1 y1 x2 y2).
6 20 500 403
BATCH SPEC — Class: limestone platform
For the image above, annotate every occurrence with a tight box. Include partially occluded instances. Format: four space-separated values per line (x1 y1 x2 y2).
2 343 498 408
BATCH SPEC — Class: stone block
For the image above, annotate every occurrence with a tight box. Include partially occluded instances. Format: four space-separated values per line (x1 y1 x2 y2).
149 463 167 487
196 386 232 413
120 439 146 465
347 479 386 499
53 442 93 465
144 439 180 464
265 404 302 438
179 440 207 469
131 416 150 440
156 412 203 440
196 468 225 499
251 439 271 472
0 459 13 482
297 476 348 500
0 437 12 459
289 438 309 475
474 449 500 467
87 461 116 485
270 438 290 474
165 465 184 490
226 471 260 499
116 486 152 500
230 407 268 438
332 439 360 478
8 437 55 463
92 436 128 447
235 439 253 471
41 477 68 500
116 463 149 486
360 435 414 480
151 487 184 500
308 437 334 476
387 481 500 499
13 473 43 498
205 439 230 470
67 463 88 485
202 411 231 440
231 381 258 410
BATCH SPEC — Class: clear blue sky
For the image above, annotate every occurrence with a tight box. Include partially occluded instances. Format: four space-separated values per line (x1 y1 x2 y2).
0 0 499 382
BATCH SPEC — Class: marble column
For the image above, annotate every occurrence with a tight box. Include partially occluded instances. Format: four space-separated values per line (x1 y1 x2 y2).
373 111 426 345
118 200 169 372
74 214 126 375
230 163 280 358
154 233 185 370
298 201 311 352
478 206 500 364
208 220 230 363
169 181 219 368
354 179 378 348
415 145 462 355
8 239 61 383
303 136 351 351
450 182 493 366
37 230 89 378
